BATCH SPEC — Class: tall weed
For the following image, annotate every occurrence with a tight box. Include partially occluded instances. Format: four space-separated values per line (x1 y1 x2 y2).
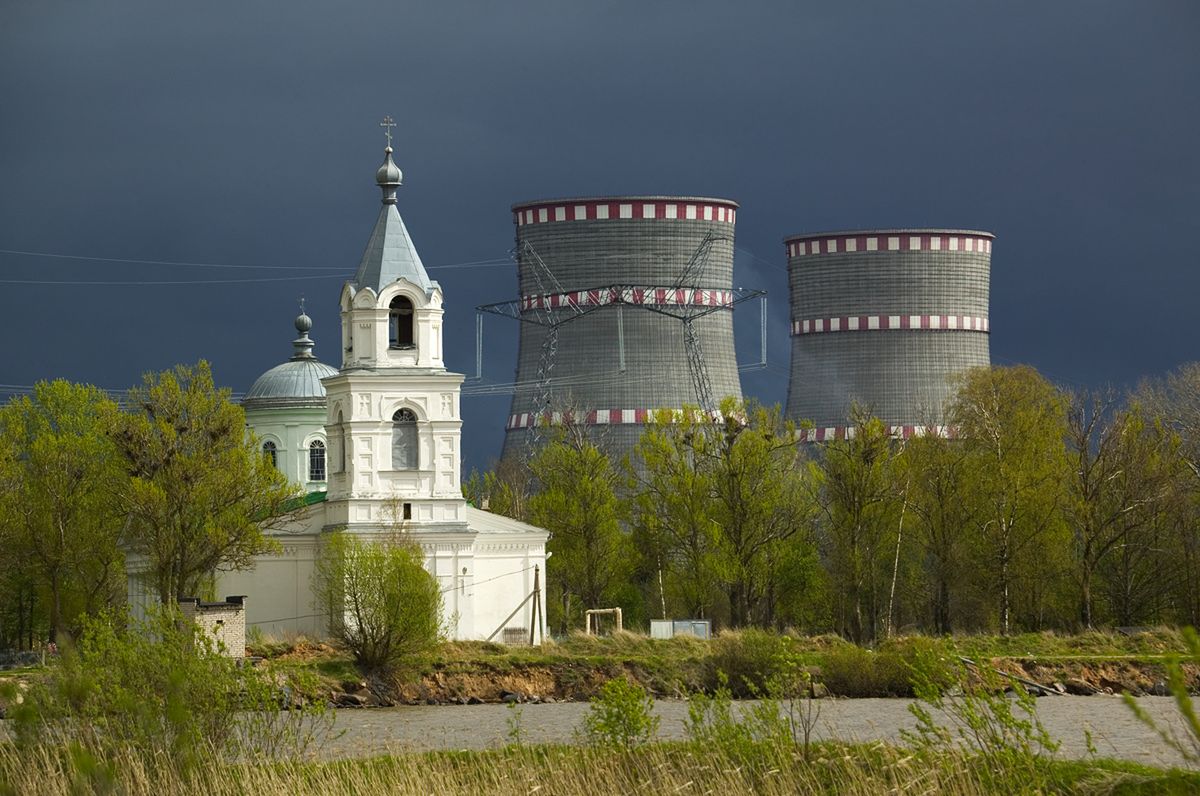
902 646 1059 792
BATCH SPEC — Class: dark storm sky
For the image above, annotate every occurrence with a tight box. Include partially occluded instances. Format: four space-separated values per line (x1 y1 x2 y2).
1 1 1197 471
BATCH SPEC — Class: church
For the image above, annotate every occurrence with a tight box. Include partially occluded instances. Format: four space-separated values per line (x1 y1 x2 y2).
179 139 549 642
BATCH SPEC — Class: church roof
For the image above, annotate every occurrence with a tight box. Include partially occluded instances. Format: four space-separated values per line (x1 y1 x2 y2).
465 506 550 537
243 312 338 410
352 145 436 295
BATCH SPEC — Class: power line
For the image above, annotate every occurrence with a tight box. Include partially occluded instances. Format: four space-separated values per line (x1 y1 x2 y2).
0 274 348 286
0 248 513 273
0 248 344 271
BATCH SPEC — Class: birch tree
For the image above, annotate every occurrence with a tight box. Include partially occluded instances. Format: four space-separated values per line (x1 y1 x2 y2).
951 366 1070 634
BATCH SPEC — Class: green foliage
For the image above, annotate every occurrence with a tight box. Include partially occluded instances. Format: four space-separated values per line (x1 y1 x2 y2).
463 459 533 522
580 678 660 748
9 607 329 769
631 399 817 628
818 636 952 697
505 700 525 747
707 629 801 697
109 361 297 603
529 430 633 632
313 530 443 670
903 649 1060 792
951 365 1073 634
816 409 904 643
899 432 975 635
0 381 126 643
686 671 793 754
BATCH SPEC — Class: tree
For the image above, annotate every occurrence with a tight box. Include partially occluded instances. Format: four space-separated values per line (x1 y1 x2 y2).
634 400 816 628
0 381 126 640
899 430 976 634
463 457 534 522
630 408 723 620
313 531 442 669
1136 362 1200 481
108 361 297 603
1064 391 1181 628
706 401 816 628
529 428 632 633
951 366 1071 634
816 410 903 643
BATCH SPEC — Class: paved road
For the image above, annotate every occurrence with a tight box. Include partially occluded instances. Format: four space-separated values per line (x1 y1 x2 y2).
322 696 1196 767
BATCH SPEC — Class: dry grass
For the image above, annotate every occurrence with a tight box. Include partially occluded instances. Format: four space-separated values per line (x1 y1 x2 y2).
0 740 1028 796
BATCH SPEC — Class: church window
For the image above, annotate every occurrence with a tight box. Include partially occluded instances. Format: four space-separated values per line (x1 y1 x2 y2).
309 440 326 482
389 296 415 349
391 408 418 469
262 440 278 468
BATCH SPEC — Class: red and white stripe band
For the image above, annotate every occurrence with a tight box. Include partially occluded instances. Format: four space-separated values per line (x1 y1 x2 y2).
787 234 992 258
791 315 989 335
507 409 657 430
802 425 953 442
521 287 735 312
514 200 737 227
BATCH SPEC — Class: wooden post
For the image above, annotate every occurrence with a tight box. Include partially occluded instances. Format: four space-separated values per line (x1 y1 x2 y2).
529 565 541 646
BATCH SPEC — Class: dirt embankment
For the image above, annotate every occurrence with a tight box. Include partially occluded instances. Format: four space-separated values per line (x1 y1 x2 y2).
330 657 1199 708
994 659 1199 698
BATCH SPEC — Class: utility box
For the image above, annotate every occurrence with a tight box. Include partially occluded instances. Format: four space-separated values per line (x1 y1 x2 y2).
650 619 711 640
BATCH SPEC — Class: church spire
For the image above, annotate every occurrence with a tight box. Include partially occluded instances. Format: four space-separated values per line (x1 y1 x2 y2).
352 118 435 294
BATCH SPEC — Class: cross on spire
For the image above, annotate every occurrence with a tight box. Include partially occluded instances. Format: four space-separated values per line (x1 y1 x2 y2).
380 115 396 148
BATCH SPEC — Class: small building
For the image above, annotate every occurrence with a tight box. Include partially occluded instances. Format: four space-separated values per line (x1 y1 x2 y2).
179 595 247 658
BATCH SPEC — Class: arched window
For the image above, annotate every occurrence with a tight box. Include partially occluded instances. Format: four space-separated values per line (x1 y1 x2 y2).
389 296 415 349
336 411 346 473
391 409 418 469
309 440 326 482
262 440 278 468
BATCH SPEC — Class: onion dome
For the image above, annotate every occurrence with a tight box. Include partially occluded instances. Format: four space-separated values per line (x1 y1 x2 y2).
243 312 337 410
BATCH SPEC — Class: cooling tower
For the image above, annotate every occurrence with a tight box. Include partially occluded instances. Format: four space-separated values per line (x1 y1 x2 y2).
498 196 744 463
784 229 992 440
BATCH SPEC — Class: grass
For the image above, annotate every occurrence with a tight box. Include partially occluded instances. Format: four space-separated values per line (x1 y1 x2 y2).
2 739 1199 796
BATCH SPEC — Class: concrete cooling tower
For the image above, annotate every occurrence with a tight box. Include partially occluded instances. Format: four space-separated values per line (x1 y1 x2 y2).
784 229 992 441
491 196 748 464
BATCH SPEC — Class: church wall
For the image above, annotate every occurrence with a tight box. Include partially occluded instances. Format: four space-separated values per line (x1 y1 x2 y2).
471 537 548 643
215 535 323 640
244 405 328 493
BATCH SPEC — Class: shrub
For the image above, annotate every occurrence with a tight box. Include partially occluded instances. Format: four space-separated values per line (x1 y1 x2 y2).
686 672 792 753
313 531 443 670
707 629 801 697
819 637 951 697
580 678 660 748
903 653 1059 792
7 607 328 769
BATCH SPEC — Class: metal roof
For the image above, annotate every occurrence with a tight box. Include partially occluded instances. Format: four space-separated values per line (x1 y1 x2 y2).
243 313 338 409
243 358 337 409
352 146 435 295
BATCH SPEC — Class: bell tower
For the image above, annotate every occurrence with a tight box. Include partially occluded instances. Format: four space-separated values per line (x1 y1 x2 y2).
321 130 466 536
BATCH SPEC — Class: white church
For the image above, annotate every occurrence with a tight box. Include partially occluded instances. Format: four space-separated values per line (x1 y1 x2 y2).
197 141 549 642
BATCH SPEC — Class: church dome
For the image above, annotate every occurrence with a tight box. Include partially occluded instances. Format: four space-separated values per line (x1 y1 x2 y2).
243 311 338 410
